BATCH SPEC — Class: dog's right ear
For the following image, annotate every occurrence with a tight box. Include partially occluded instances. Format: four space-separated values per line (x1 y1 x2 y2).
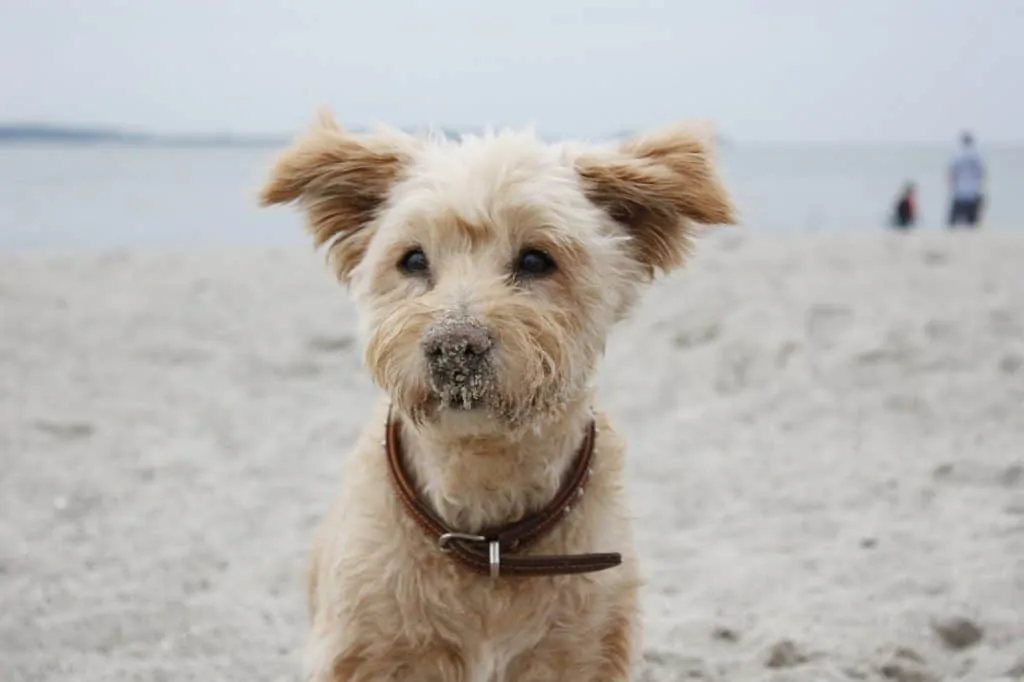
259 109 414 283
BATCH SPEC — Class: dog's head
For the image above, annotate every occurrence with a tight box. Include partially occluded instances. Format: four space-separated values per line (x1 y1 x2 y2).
260 111 734 433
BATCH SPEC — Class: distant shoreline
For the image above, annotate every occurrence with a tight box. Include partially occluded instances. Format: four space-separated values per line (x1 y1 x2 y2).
0 123 732 148
0 124 288 148
5 124 1024 149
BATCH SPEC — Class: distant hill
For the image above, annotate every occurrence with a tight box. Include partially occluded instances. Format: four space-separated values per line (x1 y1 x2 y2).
0 124 287 148
0 123 478 147
0 123 731 148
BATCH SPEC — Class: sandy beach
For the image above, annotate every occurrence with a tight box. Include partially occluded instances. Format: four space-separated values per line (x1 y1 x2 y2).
2 230 1022 682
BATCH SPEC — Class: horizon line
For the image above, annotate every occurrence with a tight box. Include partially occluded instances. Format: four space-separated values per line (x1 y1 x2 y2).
1 121 1021 148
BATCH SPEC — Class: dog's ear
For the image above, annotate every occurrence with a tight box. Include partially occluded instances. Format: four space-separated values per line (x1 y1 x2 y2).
259 109 414 283
575 122 736 277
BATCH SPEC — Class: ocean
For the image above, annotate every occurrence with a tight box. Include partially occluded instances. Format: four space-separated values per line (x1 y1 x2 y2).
1 142 1022 252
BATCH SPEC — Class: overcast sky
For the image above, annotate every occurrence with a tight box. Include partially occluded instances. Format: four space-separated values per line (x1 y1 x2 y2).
2 0 1022 143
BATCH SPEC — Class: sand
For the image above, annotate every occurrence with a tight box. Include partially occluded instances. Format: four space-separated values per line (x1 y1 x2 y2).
2 231 1023 682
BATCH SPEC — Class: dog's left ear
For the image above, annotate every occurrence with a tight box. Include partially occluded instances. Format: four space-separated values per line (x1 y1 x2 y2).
259 109 415 283
575 122 736 277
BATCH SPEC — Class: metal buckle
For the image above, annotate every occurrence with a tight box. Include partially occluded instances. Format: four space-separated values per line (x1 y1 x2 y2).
437 533 501 578
437 532 486 553
489 540 500 579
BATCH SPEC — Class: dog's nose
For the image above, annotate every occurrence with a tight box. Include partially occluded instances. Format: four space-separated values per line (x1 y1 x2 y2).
421 319 493 367
421 319 494 408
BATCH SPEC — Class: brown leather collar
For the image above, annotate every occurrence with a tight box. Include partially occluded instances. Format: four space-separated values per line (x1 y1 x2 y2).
384 406 622 578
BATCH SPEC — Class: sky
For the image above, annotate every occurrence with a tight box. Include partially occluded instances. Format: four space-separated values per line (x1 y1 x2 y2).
1 0 1022 144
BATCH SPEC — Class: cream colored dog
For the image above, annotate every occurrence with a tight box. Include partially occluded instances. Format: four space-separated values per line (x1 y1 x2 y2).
259 111 734 682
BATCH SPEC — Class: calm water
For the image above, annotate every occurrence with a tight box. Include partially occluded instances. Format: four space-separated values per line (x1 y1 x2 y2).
1 142 1022 252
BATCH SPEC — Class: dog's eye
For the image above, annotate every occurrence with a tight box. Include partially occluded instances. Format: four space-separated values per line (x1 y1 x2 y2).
515 249 556 278
398 248 429 275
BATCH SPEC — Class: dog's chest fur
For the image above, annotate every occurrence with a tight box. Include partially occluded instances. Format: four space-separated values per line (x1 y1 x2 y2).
305 403 637 680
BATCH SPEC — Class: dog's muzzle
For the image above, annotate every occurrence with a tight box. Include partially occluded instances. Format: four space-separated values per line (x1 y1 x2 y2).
420 318 494 406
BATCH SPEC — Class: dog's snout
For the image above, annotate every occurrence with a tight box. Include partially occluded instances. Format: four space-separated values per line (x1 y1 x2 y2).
422 320 493 362
421 319 495 408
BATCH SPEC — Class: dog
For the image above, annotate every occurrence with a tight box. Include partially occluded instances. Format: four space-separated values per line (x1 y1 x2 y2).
259 111 734 682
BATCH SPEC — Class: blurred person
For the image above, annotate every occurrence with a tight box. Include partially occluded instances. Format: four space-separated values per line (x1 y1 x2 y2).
947 131 986 228
890 181 916 229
